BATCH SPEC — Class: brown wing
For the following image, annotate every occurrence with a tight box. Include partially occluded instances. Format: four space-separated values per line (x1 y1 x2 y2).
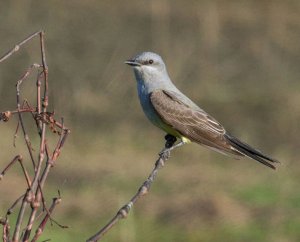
150 90 240 155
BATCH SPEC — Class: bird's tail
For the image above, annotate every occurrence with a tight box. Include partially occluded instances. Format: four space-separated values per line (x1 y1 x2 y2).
224 133 279 169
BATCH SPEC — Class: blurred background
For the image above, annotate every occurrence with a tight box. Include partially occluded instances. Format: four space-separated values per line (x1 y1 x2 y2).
0 1 299 241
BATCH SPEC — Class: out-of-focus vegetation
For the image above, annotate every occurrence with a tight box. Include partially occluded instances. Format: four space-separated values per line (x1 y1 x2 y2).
0 1 299 241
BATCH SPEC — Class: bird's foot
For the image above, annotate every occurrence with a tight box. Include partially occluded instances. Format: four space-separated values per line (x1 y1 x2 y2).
158 134 176 159
159 134 187 159
164 134 177 148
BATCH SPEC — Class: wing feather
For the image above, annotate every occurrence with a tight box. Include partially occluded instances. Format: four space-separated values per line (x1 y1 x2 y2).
150 90 238 155
150 89 279 169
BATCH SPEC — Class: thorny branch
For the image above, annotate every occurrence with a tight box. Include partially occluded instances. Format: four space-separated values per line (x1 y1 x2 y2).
0 31 70 241
87 134 177 242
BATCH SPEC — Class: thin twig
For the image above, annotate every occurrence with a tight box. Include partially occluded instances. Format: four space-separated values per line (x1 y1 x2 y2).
23 120 70 240
12 63 43 242
0 155 32 189
0 155 22 180
16 64 41 169
13 32 48 242
31 197 61 242
18 156 32 188
0 31 69 241
6 194 25 216
1 217 10 242
87 135 177 242
0 31 42 63
36 71 43 132
12 189 30 242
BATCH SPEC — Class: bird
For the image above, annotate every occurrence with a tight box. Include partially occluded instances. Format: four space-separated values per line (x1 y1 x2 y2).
125 51 279 169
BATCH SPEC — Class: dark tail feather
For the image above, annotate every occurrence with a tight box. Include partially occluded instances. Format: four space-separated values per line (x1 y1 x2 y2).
224 133 279 170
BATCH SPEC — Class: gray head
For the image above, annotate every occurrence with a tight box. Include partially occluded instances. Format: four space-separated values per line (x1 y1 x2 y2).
125 52 194 106
125 52 170 84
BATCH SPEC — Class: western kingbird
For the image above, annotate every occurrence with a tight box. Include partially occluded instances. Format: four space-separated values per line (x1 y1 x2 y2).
125 52 279 169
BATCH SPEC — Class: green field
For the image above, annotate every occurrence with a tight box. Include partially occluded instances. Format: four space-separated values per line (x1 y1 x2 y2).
0 1 299 241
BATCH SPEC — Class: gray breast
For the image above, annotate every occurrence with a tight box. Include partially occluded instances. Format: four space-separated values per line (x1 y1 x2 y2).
137 83 164 129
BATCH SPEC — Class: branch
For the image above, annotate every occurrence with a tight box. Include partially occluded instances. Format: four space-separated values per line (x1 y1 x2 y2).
31 197 61 242
0 31 42 63
0 156 22 180
22 121 70 240
0 217 10 242
87 135 177 242
0 31 70 241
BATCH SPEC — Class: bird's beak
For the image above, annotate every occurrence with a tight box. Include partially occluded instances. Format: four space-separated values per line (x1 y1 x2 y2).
125 60 141 67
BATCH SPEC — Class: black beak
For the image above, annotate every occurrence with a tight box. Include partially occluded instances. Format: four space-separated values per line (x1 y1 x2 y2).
124 60 141 66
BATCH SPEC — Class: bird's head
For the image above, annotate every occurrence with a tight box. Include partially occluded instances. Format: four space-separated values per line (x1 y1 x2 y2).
125 52 168 82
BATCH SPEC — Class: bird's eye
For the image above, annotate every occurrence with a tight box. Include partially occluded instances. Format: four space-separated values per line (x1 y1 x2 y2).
149 59 154 64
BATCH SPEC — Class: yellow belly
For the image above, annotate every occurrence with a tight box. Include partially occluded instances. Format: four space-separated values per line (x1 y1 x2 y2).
160 123 192 144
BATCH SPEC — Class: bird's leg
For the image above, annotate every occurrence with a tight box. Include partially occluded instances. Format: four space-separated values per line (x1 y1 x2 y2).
159 134 187 158
168 139 186 151
164 134 177 148
159 134 176 159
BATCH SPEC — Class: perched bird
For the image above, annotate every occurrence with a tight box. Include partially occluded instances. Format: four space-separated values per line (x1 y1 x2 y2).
125 52 279 169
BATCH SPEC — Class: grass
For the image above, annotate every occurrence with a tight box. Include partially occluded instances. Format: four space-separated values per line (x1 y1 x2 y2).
0 127 296 241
